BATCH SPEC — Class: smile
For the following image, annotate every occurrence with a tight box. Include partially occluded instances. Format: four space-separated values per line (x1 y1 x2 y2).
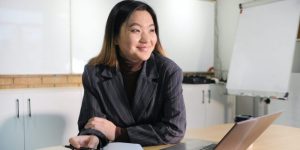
137 46 149 52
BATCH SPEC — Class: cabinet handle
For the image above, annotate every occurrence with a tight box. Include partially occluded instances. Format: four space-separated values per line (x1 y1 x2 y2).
16 99 19 118
28 98 32 117
202 90 205 104
208 90 211 104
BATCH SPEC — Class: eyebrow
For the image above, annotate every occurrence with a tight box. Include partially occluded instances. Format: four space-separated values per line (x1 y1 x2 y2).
128 23 155 28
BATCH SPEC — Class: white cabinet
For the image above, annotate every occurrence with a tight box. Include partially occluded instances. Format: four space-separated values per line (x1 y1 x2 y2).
206 85 230 126
0 88 83 150
183 84 206 128
183 84 234 129
0 90 24 150
0 0 71 74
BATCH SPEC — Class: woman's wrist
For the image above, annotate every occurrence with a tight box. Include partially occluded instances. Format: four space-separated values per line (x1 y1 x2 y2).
114 127 129 142
114 126 122 140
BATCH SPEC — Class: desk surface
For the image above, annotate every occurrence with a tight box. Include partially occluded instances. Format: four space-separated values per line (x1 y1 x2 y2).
39 124 300 150
144 124 300 150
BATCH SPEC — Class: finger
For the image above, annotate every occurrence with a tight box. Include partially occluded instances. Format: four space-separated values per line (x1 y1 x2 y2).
92 117 105 122
85 119 105 129
88 117 100 122
84 123 92 129
69 136 81 149
87 117 94 122
88 135 99 149
87 118 99 126
85 122 98 129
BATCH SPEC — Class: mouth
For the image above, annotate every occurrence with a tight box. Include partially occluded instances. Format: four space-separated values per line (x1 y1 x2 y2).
137 46 149 52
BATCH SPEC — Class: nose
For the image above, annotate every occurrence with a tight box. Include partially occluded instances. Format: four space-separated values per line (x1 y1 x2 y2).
140 32 150 43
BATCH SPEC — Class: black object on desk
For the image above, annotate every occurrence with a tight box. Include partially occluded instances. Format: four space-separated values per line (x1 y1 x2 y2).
65 145 98 150
234 114 253 122
183 75 215 84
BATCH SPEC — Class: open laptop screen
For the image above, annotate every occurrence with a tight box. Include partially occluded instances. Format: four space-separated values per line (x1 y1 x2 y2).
162 112 282 150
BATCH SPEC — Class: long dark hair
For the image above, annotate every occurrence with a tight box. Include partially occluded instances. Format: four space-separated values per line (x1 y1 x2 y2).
88 0 165 67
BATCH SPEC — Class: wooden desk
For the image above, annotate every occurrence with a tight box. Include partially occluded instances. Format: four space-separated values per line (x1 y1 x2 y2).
144 124 300 150
39 124 300 150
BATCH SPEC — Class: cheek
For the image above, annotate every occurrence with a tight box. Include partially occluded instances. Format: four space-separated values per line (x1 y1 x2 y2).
151 35 157 45
120 36 136 51
127 35 140 46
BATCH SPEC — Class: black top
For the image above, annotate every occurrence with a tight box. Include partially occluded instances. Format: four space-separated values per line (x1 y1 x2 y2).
118 53 143 107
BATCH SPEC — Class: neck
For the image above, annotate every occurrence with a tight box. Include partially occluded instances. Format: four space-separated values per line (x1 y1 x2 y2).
118 53 143 73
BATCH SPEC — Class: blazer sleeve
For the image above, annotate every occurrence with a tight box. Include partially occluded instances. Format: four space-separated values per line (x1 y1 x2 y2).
126 68 186 146
77 66 109 147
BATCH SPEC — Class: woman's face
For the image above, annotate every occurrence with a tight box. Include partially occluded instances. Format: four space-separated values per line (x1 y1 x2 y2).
117 10 157 62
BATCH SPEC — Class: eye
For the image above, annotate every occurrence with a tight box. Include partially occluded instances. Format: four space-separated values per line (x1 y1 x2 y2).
150 29 156 33
131 29 140 33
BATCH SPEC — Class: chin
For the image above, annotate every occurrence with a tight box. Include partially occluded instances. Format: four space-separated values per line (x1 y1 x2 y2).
140 54 151 61
136 52 151 61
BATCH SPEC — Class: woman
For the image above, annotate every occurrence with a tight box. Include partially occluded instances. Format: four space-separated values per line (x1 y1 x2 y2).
69 0 186 149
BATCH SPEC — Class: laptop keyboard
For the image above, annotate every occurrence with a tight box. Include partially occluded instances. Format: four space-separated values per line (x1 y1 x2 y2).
199 143 217 150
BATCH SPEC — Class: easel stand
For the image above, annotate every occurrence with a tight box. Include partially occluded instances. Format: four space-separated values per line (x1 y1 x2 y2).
252 97 271 116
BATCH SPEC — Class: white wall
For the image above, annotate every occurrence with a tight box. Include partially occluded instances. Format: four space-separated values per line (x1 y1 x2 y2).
215 0 244 78
146 0 215 72
292 41 300 73
71 0 121 73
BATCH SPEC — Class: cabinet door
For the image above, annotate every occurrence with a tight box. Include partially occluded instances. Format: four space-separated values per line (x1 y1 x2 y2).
183 84 206 128
0 90 25 150
205 85 227 127
0 0 71 74
23 88 83 150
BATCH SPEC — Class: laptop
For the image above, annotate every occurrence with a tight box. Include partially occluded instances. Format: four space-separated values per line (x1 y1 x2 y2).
162 112 282 150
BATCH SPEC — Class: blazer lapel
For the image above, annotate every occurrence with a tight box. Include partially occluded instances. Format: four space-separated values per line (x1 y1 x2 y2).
132 54 159 121
100 68 136 125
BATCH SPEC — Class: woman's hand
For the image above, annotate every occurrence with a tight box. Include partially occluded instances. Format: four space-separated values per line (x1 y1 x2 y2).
69 135 99 149
85 117 117 141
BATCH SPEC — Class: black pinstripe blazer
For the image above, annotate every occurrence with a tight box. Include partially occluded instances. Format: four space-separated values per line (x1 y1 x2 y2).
78 52 186 147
